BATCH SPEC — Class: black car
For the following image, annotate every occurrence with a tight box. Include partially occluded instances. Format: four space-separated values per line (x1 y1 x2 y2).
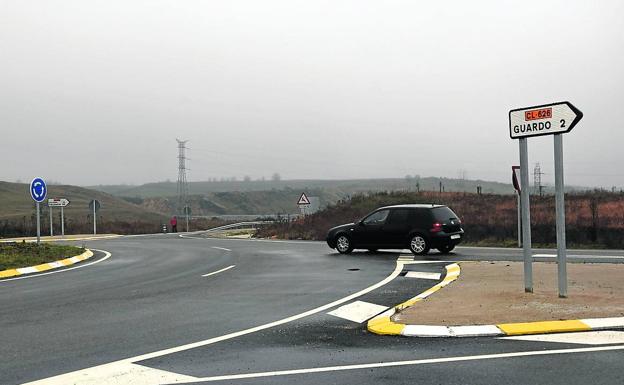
326 204 464 255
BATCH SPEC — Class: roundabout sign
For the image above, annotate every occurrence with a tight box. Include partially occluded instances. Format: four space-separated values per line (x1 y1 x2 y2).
29 177 48 244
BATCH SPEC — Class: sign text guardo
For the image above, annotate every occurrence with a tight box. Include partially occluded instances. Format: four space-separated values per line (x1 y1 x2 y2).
509 101 583 139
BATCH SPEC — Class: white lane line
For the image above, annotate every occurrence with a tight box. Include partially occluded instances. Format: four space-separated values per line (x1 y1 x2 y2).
0 249 112 284
211 246 232 252
327 301 389 323
186 344 624 383
25 262 405 384
502 331 624 345
533 254 624 259
202 265 236 277
405 271 441 280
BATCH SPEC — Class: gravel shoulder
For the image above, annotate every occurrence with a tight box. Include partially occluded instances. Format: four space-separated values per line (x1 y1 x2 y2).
394 261 624 325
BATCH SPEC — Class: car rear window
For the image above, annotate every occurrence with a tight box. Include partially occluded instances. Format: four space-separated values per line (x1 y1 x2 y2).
431 207 458 221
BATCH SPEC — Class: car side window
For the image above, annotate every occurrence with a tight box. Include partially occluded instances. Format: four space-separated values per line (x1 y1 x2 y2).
363 209 390 225
387 209 409 226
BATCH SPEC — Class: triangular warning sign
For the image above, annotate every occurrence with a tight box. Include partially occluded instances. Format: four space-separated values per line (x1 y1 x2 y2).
297 192 311 205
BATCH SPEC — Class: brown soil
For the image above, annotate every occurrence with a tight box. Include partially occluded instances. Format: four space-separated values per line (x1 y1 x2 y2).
394 262 624 325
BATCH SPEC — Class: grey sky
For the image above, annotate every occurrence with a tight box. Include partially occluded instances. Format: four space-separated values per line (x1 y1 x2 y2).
1 0 623 187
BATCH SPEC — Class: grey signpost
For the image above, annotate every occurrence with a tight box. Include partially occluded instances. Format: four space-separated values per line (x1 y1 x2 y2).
509 101 583 297
519 138 533 292
30 178 47 245
89 199 101 235
49 205 54 237
512 166 522 247
184 206 191 232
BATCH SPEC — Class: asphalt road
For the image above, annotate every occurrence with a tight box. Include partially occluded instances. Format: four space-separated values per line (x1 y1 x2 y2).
1 234 623 385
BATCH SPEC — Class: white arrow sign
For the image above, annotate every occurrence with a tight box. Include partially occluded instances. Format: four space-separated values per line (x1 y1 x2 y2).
509 101 583 139
48 198 70 207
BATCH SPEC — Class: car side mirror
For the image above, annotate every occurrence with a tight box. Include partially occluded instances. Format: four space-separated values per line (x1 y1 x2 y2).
358 221 365 226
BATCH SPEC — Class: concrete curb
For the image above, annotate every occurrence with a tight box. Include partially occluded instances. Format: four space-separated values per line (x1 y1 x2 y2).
367 262 624 337
0 249 94 279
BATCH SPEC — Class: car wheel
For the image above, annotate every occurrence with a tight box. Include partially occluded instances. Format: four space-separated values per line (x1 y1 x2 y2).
336 235 353 254
409 234 430 255
437 245 455 254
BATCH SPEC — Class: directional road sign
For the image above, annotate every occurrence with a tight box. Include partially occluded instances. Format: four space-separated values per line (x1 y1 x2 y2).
297 192 311 205
48 198 70 207
30 177 47 202
509 101 583 139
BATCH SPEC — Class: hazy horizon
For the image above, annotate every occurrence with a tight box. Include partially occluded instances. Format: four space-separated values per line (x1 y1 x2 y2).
2 1 623 189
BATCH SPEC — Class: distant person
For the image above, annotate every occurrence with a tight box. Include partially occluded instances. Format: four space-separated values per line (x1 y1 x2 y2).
170 216 178 233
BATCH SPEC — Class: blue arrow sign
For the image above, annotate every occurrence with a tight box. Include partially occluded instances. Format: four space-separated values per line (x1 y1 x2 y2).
30 177 47 203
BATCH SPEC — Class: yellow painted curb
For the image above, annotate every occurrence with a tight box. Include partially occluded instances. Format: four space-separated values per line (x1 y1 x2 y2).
367 262 461 336
0 249 94 279
497 320 591 336
367 316 406 335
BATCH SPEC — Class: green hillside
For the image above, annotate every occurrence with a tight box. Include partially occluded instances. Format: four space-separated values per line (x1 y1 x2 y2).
90 176 517 199
0 181 168 237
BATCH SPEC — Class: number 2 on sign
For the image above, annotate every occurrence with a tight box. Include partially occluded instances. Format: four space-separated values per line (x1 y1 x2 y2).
560 119 566 128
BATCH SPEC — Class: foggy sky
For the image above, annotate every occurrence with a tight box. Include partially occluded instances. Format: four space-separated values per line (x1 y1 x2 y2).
1 0 623 188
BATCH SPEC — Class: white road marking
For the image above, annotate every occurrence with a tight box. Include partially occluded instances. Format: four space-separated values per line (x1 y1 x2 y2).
25 261 405 384
211 246 232 252
405 271 441 280
182 344 624 383
0 249 112 284
201 265 236 277
502 331 624 345
327 301 388 323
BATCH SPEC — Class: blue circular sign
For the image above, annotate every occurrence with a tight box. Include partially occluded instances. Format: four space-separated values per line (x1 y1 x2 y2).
30 177 47 203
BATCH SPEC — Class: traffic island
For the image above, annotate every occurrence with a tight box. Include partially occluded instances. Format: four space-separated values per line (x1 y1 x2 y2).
368 261 624 337
0 243 93 279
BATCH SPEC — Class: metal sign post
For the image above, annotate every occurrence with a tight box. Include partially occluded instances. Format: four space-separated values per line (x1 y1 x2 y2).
93 202 97 235
512 166 522 247
49 206 54 237
509 101 582 297
184 206 191 232
554 134 567 297
30 177 47 245
519 138 533 293
36 202 41 243
61 206 65 238
89 199 100 235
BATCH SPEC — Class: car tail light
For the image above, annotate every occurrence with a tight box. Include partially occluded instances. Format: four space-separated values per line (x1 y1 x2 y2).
430 222 443 233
